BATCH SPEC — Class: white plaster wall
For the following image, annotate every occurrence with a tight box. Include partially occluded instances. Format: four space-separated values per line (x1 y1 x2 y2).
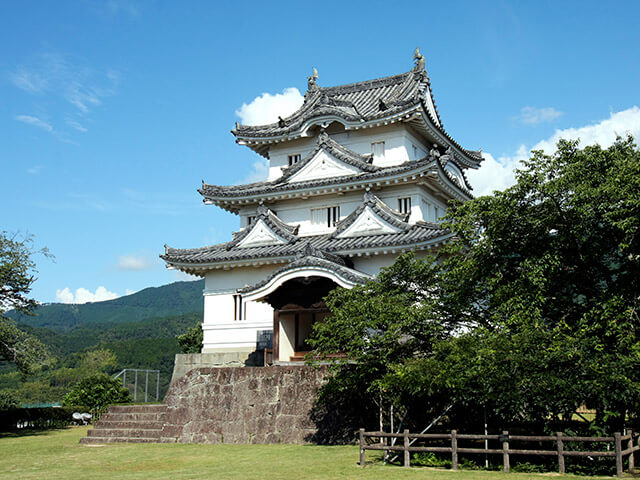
417 192 448 223
268 138 316 180
202 266 277 352
238 184 443 236
351 255 398 276
278 312 296 361
351 250 437 277
267 124 432 181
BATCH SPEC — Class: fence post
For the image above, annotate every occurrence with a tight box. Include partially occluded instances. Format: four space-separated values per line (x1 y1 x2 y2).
451 430 458 470
502 430 510 473
615 432 623 478
404 429 410 468
359 428 365 467
628 430 635 474
557 432 565 474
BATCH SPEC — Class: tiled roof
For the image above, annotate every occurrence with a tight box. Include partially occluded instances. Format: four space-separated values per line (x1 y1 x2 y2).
332 191 410 237
233 69 429 138
278 131 377 181
200 155 435 200
161 221 447 268
231 50 482 168
238 243 371 294
225 205 299 248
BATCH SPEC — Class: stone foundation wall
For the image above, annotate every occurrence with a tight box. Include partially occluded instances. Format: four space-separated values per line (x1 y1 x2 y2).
170 352 263 384
163 366 328 444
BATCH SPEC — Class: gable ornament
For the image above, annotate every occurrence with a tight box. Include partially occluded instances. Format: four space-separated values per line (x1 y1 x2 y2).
307 67 319 92
413 47 426 72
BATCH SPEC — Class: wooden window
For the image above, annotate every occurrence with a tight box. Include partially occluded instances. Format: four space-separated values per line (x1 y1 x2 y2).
311 206 340 227
288 154 301 166
233 294 243 321
398 197 411 215
247 215 256 226
371 141 385 161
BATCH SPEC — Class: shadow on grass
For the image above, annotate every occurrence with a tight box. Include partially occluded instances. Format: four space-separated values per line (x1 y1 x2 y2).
0 425 78 439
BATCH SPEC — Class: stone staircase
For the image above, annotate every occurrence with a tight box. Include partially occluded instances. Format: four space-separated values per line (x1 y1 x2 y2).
80 404 177 444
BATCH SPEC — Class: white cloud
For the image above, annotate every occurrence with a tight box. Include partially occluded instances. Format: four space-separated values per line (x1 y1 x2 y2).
125 288 137 296
55 287 74 304
467 147 525 197
55 286 119 304
66 119 88 132
26 165 42 174
116 255 151 271
517 106 564 125
15 115 53 132
237 160 269 185
470 106 640 196
235 87 304 126
10 52 119 138
10 69 47 93
531 106 640 153
106 0 140 16
173 270 198 281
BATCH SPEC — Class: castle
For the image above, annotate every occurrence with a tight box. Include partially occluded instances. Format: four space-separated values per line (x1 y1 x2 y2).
161 48 482 366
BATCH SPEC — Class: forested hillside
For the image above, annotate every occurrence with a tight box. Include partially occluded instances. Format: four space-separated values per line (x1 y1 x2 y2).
7 280 204 332
0 280 204 405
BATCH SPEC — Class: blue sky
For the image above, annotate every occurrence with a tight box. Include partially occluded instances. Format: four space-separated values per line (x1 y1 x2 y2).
1 0 639 304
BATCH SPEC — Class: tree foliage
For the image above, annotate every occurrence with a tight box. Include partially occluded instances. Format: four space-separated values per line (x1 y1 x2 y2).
310 137 640 433
63 374 131 415
177 322 203 353
0 232 51 374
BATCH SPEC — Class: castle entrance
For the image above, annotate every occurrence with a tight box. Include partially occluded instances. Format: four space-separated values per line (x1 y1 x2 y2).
263 276 337 363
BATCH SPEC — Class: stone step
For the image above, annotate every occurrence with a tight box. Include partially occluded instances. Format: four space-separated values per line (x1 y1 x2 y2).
80 436 176 444
87 428 163 438
94 420 165 430
107 404 167 414
100 412 166 422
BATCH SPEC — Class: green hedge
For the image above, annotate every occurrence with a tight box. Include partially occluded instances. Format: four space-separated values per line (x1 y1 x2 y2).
0 406 90 431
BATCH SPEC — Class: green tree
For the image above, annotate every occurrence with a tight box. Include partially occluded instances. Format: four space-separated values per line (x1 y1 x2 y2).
177 323 202 353
0 390 20 410
310 137 640 433
63 374 131 415
0 232 52 374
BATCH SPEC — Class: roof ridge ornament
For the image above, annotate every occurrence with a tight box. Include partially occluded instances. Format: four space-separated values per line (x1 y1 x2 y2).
413 47 426 72
296 241 346 266
307 67 319 93
317 130 329 144
440 146 454 167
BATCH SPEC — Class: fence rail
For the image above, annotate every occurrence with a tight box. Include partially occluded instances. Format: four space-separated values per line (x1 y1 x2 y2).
113 369 160 402
358 428 640 476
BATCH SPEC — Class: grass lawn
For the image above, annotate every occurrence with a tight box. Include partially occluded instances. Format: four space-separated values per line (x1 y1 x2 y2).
0 426 610 480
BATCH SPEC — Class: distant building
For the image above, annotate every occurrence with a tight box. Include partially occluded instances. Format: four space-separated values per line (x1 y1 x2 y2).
161 49 482 365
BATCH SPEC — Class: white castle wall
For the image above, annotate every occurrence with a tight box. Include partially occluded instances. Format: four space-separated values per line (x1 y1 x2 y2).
267 125 430 180
238 184 448 235
202 266 277 353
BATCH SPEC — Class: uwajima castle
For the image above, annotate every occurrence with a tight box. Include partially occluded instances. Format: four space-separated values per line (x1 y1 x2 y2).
161 48 482 367
81 49 484 445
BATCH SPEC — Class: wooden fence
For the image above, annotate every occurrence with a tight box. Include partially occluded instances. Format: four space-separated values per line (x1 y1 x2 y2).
358 429 640 476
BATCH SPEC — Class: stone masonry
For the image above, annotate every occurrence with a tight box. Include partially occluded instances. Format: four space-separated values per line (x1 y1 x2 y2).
81 365 328 445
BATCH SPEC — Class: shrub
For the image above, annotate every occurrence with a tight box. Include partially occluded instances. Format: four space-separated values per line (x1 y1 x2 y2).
0 406 89 431
411 452 452 468
0 390 20 409
63 374 131 416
